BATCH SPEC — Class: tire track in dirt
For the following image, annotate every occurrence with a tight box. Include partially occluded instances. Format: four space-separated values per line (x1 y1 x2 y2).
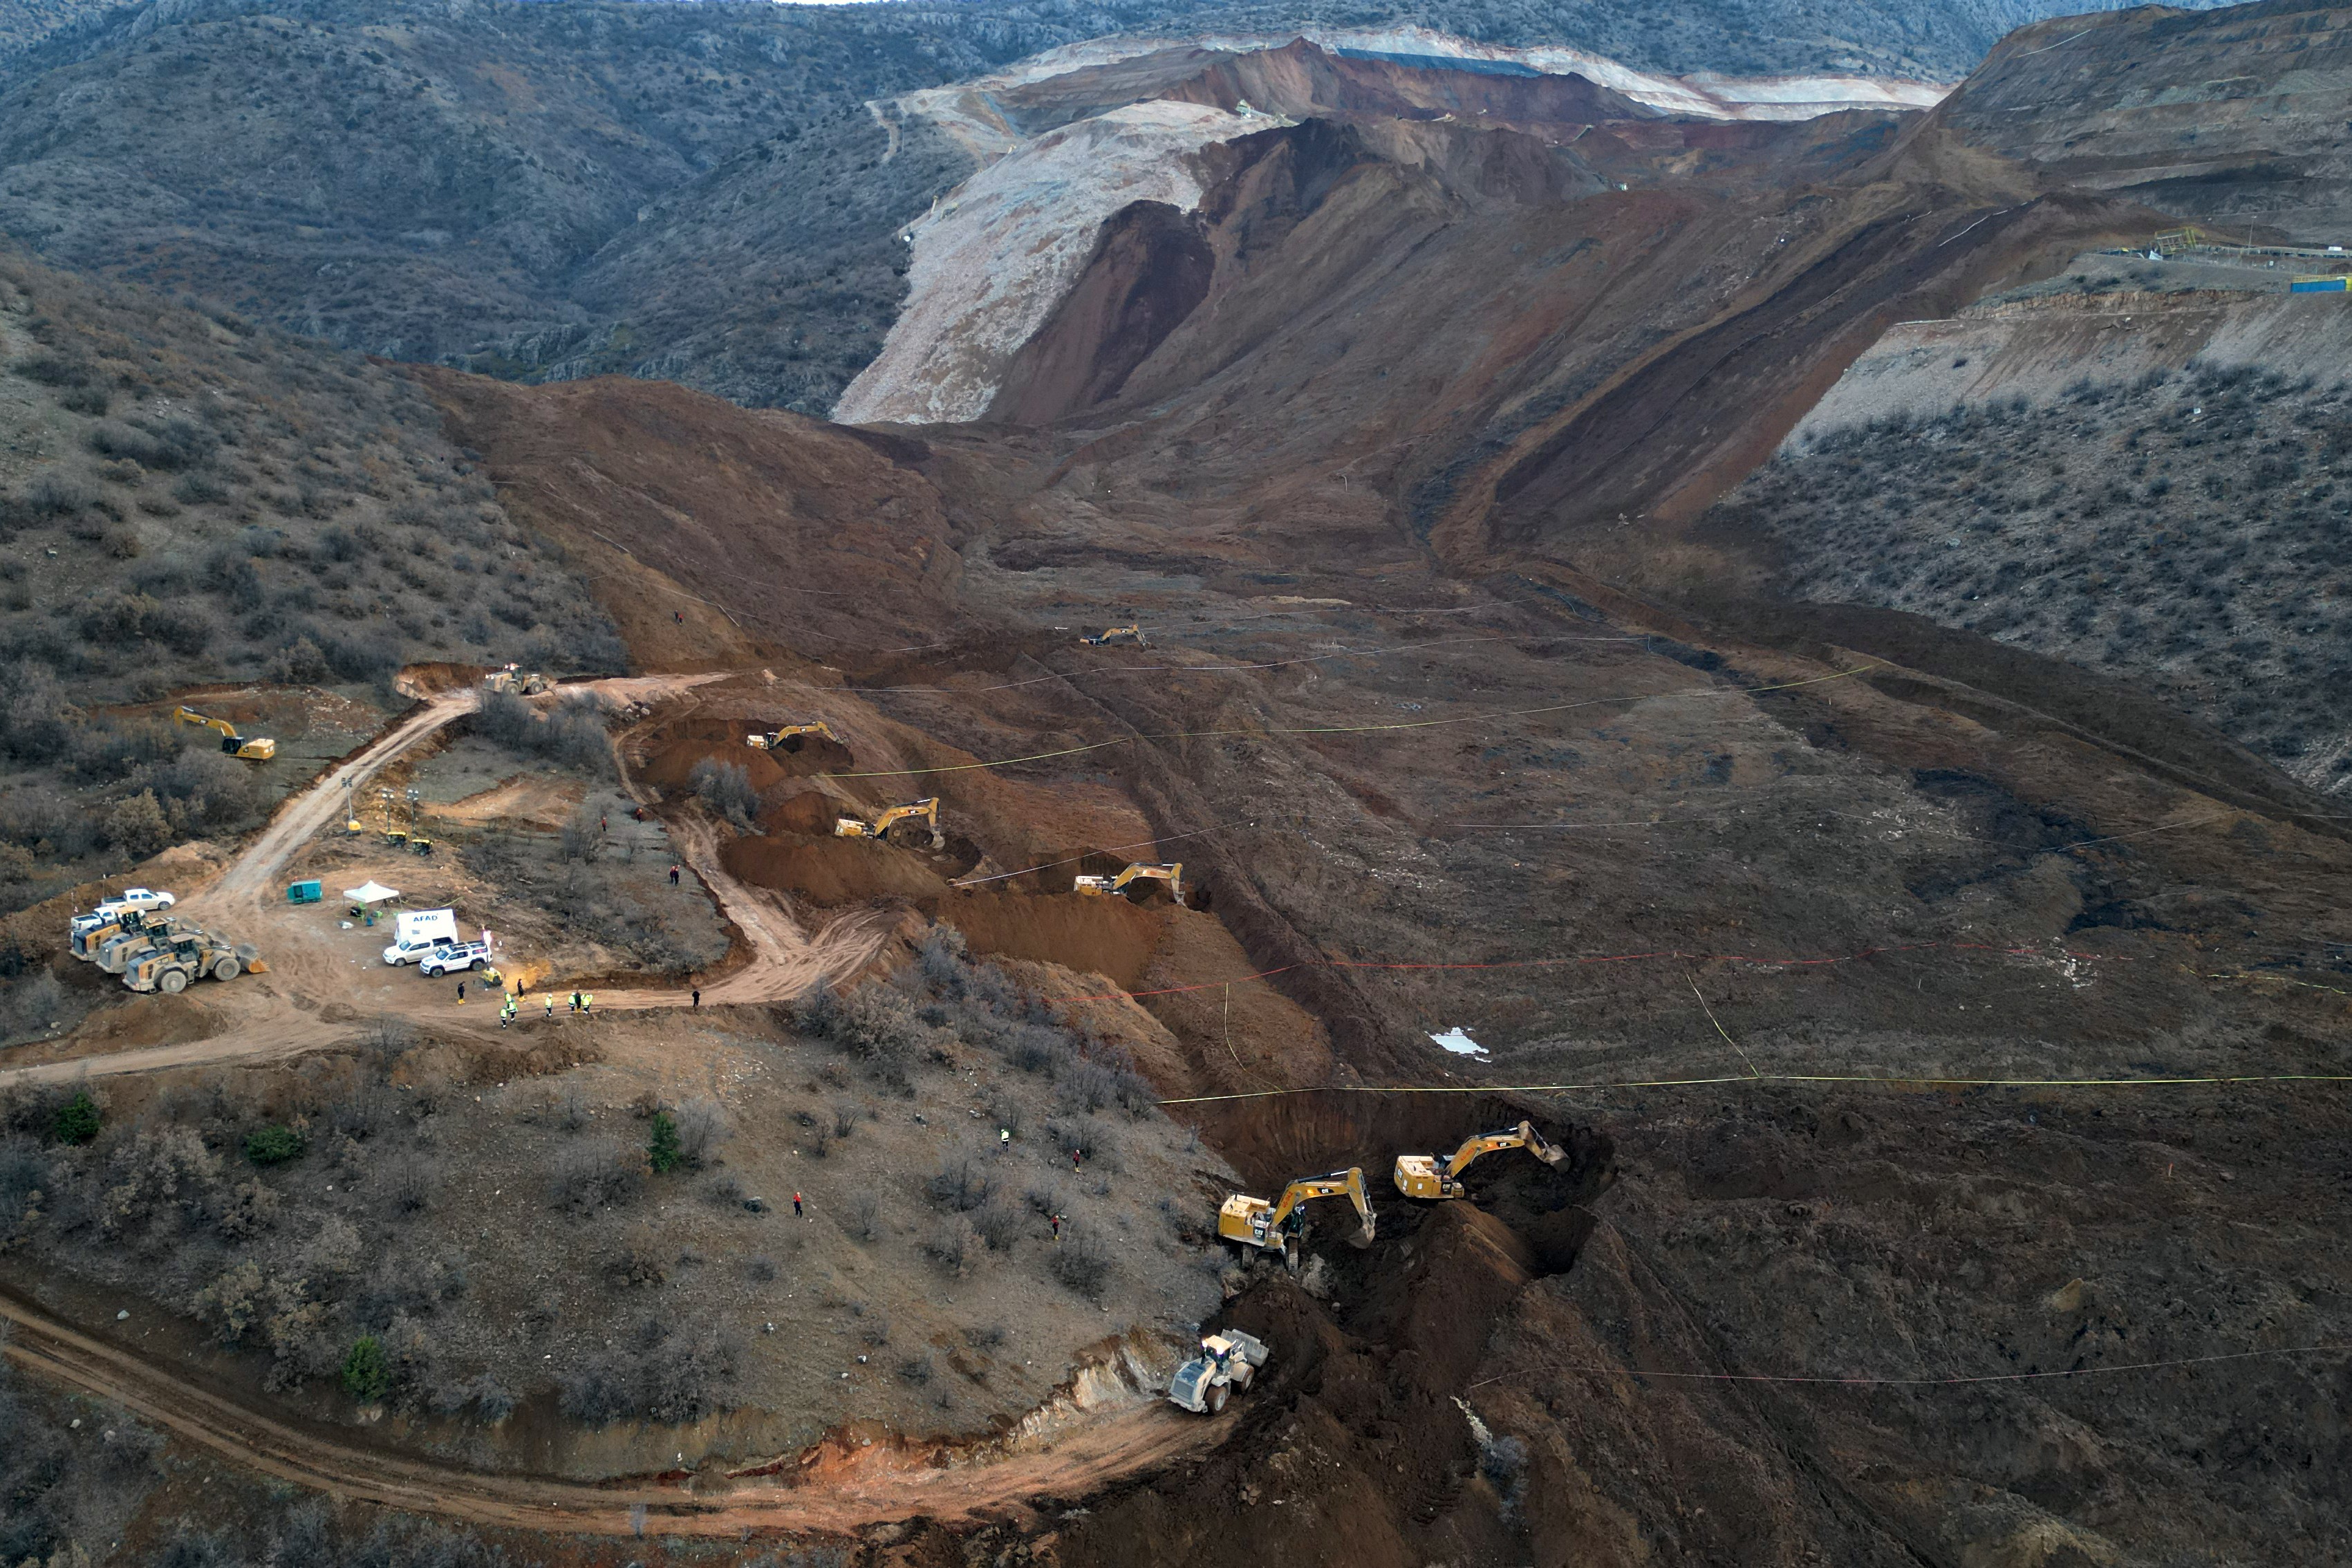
0 1291 1224 1538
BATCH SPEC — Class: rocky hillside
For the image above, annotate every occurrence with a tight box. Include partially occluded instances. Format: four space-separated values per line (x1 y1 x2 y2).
0 246 619 917
1716 283 2352 792
0 0 2232 413
1936 0 2352 243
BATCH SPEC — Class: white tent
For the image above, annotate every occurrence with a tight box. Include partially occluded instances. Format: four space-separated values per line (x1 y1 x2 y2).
344 881 400 905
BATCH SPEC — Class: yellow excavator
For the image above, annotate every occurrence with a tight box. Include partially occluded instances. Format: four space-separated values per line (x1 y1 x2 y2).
1392 1120 1568 1202
172 706 275 761
1220 1168 1376 1264
1073 861 1184 905
1079 625 1146 647
834 797 944 849
746 722 838 752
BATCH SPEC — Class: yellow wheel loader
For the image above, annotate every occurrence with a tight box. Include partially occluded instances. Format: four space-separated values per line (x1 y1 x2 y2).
483 664 552 696
122 930 263 994
1220 1167 1376 1267
746 722 838 752
1073 861 1184 906
834 797 944 849
1079 624 1146 647
1168 1329 1271 1415
172 706 275 762
1392 1119 1568 1202
94 913 183 974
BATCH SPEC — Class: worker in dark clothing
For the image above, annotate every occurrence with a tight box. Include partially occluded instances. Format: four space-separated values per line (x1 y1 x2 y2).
570 990 581 1014
691 988 701 1009
456 980 465 1005
1049 1213 1062 1241
669 864 681 888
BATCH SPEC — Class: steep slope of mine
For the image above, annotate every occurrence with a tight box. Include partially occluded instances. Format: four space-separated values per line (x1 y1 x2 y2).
1936 0 2352 243
421 348 2352 1568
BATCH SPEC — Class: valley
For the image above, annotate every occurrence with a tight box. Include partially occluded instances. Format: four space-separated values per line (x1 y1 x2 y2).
0 1 2348 1565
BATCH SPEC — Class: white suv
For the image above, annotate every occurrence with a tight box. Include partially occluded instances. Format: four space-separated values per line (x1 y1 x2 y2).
417 941 492 978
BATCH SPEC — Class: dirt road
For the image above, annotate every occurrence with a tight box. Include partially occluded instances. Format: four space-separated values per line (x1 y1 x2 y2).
0 1291 1222 1538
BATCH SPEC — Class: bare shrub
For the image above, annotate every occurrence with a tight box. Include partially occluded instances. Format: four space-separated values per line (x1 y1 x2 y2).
380 1151 436 1215
1048 1223 1112 1300
559 807 607 864
846 1190 881 1242
673 1096 728 1169
924 1215 978 1276
607 1238 668 1286
897 1351 934 1385
832 1101 858 1139
705 1172 747 1208
745 1253 778 1282
547 1139 644 1217
689 758 760 827
971 1195 1022 1253
926 1143 993 1213
559 1317 740 1425
795 983 927 1088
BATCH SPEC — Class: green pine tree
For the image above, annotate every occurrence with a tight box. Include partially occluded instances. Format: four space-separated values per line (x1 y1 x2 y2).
342 1336 390 1403
51 1091 100 1146
648 1110 681 1173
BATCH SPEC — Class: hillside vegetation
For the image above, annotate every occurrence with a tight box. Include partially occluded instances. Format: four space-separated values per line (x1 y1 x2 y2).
0 248 620 915
1728 362 2352 790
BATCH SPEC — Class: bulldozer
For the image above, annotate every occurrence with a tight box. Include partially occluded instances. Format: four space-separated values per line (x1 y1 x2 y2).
122 929 263 994
1219 1167 1376 1265
1079 624 1146 647
172 706 275 762
746 722 837 752
834 797 944 849
483 664 552 696
1392 1119 1568 1202
1072 861 1184 905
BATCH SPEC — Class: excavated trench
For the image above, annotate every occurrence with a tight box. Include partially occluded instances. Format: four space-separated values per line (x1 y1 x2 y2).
1050 1092 1618 1567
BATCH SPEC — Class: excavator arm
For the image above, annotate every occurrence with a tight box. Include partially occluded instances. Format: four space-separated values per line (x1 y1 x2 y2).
1446 1120 1565 1179
1266 1168 1377 1247
1394 1120 1567 1200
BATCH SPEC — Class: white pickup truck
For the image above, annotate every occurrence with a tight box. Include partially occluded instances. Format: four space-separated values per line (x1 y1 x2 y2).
416 940 492 978
97 888 176 918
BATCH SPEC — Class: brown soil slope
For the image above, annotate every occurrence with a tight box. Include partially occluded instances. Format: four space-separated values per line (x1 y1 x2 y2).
382 30 2352 1566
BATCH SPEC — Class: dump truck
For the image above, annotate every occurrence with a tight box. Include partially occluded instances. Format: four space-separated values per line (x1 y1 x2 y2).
1392 1119 1568 1201
1074 861 1184 905
834 797 944 849
1220 1168 1376 1266
172 706 275 762
121 930 262 993
1168 1329 1270 1415
746 722 837 752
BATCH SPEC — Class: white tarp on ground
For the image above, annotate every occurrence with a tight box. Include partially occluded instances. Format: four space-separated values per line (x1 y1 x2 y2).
343 881 400 904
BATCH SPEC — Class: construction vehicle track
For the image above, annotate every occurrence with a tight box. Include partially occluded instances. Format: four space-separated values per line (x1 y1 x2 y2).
0 1291 1228 1538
